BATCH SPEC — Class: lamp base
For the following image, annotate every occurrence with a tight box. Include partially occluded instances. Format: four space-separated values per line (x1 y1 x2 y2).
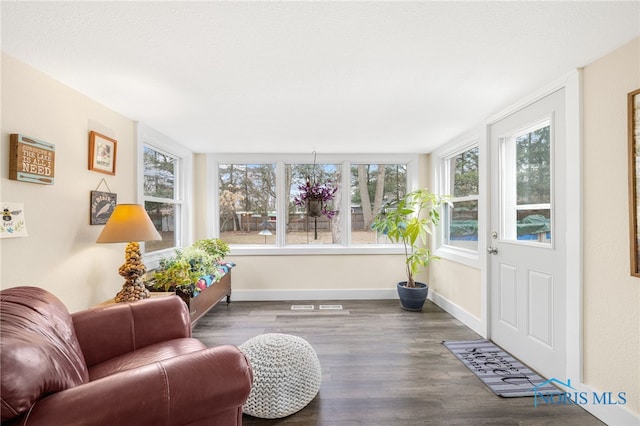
114 242 150 303
114 280 150 303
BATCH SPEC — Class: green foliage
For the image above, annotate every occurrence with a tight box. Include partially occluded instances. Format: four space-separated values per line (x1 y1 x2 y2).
192 238 230 261
516 126 550 204
152 259 193 291
150 238 230 291
371 189 447 287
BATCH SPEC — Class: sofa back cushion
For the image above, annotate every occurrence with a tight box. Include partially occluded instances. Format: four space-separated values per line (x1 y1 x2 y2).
0 286 89 422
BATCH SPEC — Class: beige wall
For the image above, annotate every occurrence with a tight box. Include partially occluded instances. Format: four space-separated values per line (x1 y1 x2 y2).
429 259 481 318
583 37 640 415
0 54 138 312
225 253 407 296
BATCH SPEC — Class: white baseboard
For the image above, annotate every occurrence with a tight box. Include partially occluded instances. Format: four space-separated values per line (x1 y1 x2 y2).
575 383 640 426
231 288 398 301
428 289 484 337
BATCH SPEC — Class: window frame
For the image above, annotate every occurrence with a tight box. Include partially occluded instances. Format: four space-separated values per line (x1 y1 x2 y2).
137 123 193 267
208 153 418 255
500 117 553 246
433 135 483 267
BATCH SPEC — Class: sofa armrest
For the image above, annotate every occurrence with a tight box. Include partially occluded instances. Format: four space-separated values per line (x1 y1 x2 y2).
72 296 192 367
8 345 253 426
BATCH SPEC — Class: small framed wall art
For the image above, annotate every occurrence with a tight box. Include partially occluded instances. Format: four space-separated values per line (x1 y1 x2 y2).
89 131 117 175
1 202 28 238
90 190 117 225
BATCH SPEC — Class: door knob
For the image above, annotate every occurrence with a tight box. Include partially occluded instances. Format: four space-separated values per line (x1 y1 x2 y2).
487 246 498 255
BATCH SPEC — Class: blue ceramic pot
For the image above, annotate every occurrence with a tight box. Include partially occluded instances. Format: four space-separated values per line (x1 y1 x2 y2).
397 281 429 311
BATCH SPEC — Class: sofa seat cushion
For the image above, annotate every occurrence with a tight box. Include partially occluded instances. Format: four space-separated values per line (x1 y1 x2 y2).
89 337 207 381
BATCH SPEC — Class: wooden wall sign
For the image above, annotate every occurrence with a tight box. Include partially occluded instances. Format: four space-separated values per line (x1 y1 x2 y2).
9 134 55 185
90 190 117 225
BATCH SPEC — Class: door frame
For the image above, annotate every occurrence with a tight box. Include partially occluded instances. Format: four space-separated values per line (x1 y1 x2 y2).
482 70 582 383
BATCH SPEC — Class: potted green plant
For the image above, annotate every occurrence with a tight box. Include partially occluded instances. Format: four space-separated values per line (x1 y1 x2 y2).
149 238 230 294
371 188 447 311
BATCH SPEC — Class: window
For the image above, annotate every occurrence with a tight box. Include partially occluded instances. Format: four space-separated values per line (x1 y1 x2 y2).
212 154 416 251
432 137 481 262
444 146 479 251
350 164 407 244
143 145 182 253
286 163 341 245
218 163 277 245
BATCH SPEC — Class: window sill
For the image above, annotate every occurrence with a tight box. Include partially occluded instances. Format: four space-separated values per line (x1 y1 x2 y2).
435 245 480 268
227 245 406 256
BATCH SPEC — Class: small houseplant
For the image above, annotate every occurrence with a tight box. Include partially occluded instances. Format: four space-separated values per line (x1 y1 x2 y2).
372 188 446 311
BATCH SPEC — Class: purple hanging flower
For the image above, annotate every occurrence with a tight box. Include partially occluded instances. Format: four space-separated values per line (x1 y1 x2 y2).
293 178 337 219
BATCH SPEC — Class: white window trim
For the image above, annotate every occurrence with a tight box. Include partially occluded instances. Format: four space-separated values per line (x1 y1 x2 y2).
136 123 193 268
432 133 484 268
207 153 419 255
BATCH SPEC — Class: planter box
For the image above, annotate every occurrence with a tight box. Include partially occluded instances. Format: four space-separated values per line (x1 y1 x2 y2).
176 271 231 326
148 262 235 327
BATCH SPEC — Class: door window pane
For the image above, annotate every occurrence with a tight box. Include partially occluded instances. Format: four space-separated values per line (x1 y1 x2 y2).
502 122 552 244
218 164 276 245
517 126 550 205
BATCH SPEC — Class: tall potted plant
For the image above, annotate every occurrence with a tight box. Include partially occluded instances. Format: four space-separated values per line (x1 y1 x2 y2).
372 188 446 311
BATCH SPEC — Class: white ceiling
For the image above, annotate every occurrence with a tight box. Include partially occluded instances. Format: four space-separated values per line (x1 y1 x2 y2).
2 1 639 154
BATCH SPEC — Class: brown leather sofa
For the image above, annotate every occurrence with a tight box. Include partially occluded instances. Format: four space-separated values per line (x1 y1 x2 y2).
0 286 253 426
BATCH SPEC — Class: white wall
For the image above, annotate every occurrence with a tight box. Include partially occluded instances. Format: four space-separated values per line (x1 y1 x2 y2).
582 37 640 419
0 54 138 312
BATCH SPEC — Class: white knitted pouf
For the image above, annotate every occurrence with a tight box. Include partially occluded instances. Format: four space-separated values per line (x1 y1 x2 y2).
239 333 321 419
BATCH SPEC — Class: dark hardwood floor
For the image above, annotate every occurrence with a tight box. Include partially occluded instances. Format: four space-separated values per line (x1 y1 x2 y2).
193 299 603 425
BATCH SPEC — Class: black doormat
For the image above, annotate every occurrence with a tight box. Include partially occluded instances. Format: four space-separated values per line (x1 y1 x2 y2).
443 339 558 397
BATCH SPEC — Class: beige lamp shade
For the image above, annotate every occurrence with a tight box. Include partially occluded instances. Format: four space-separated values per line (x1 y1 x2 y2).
96 204 161 243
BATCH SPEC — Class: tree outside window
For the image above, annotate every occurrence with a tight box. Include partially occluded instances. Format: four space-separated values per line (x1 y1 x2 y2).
218 164 277 245
350 164 407 243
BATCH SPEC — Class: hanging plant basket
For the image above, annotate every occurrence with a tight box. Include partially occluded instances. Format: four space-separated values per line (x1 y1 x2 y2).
307 197 324 218
293 179 337 220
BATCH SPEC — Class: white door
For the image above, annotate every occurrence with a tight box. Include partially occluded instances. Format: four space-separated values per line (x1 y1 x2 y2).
489 89 566 380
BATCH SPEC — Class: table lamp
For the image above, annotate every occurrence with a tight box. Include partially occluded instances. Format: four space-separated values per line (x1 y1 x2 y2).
96 204 161 302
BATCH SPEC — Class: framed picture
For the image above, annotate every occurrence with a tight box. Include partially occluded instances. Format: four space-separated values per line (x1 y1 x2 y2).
89 131 117 175
90 191 117 225
628 88 640 277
